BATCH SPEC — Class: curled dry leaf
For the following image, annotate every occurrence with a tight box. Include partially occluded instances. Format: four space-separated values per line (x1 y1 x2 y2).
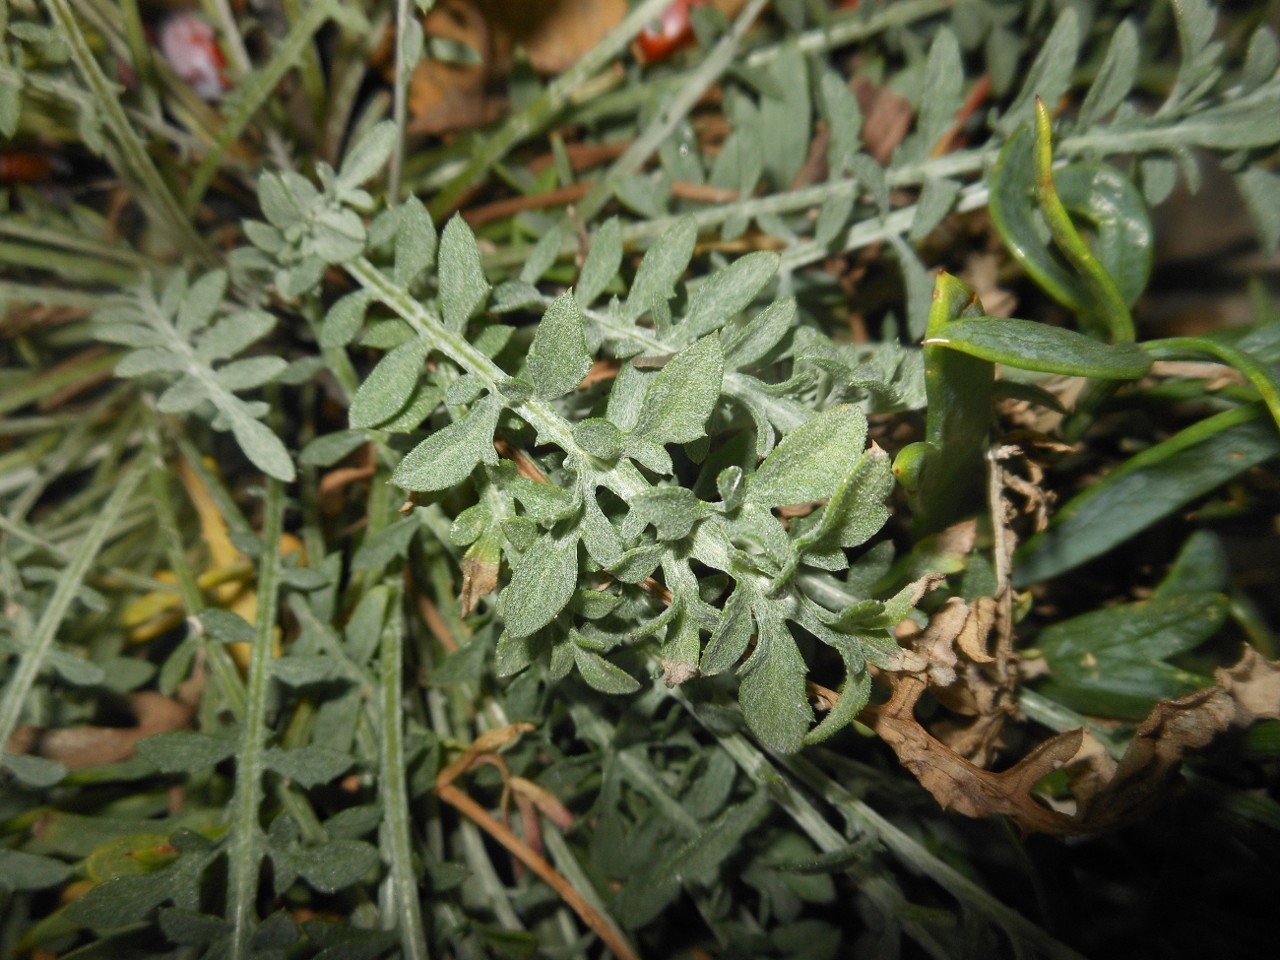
870 646 1280 835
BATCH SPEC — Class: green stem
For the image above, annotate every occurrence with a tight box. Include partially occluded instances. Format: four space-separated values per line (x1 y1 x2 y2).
379 583 430 959
1145 335 1280 429
46 0 212 260
0 465 143 758
426 0 674 219
0 240 139 287
226 477 286 959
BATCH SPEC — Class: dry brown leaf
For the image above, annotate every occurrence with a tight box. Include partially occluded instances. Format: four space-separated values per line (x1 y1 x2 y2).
459 552 499 617
850 76 913 165
6 675 202 769
869 646 1280 835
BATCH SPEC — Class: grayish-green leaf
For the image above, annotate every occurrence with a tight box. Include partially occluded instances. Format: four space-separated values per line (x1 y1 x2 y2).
682 251 779 339
998 9 1079 134
530 291 592 399
572 642 641 694
348 338 431 429
909 178 961 242
519 223 566 285
631 335 724 445
1 752 67 787
739 610 811 753
0 850 73 892
394 196 437 286
229 414 295 481
623 217 698 322
1237 166 1280 257
392 393 500 492
1079 20 1139 127
300 430 366 467
724 297 795 370
438 215 491 333
198 310 276 364
747 404 867 507
503 535 578 638
214 356 287 391
138 731 237 773
262 746 354 788
338 120 397 188
177 270 227 336
577 218 622 308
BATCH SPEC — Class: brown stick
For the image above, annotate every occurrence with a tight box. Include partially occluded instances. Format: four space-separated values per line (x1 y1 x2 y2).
436 783 639 960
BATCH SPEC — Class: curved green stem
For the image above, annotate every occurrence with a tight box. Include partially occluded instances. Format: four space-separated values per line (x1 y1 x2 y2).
1033 98 1133 342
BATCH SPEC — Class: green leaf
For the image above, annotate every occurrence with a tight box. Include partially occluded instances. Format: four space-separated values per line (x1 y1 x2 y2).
529 291 592 399
1154 531 1228 598
912 29 963 159
739 608 811 753
625 487 706 541
277 839 379 894
519 223 566 285
438 215 491 333
998 8 1079 134
1036 593 1224 718
0 850 73 892
571 641 641 694
393 196 437 286
229 414 296 482
631 335 724 446
1 752 67 787
320 290 374 348
300 430 365 467
502 535 578 638
572 418 623 459
262 746 354 788
682 251 780 338
724 297 795 370
338 120 397 188
1016 405 1280 585
576 217 622 308
392 394 500 492
928 317 1152 378
747 404 867 508
198 609 256 645
137 731 237 773
623 217 698 322
1078 19 1139 127
348 338 431 429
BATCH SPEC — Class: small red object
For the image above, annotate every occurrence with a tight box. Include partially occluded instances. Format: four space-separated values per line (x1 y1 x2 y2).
0 151 55 183
636 0 708 64
157 12 229 102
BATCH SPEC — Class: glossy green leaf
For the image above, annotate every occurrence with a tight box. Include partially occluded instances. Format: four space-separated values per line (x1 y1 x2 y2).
503 535 578 638
437 215 491 333
529 291 591 399
348 338 431 429
392 394 500 492
1016 405 1280 585
929 317 1152 378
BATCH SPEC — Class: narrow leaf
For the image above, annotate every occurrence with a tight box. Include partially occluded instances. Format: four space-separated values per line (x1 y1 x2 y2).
929 318 1152 378
576 217 622 308
623 217 698 322
393 196 437 286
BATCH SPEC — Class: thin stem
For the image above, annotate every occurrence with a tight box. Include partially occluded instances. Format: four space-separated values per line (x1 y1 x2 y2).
388 0 420 204
379 583 430 960
0 465 143 757
227 477 286 960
